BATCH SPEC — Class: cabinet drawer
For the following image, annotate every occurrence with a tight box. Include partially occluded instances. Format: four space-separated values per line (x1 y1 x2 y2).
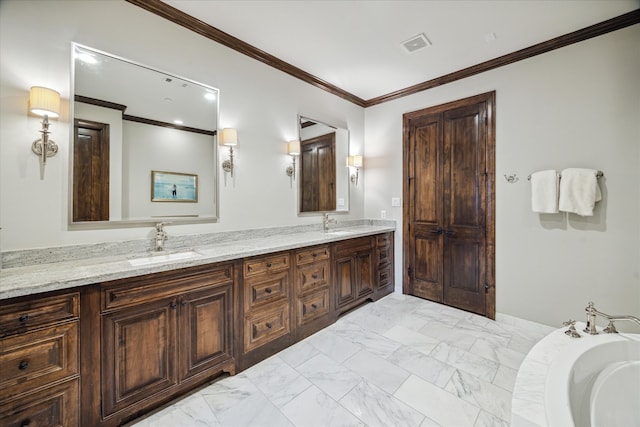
296 290 329 326
102 265 233 311
377 266 393 289
377 246 392 266
335 236 373 256
297 262 329 293
245 271 289 310
0 293 79 337
244 253 289 277
0 379 79 427
376 233 392 248
0 322 78 401
244 303 290 352
295 246 330 266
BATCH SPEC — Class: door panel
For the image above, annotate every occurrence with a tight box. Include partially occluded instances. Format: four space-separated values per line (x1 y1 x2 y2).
403 92 495 318
73 119 109 222
179 284 233 381
101 299 177 416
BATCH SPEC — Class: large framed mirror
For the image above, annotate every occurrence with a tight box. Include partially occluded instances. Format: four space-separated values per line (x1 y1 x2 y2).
298 116 349 214
70 43 219 227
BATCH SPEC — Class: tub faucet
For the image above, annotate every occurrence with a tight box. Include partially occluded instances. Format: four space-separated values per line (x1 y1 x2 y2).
584 301 599 335
154 222 169 251
322 213 337 232
583 301 640 334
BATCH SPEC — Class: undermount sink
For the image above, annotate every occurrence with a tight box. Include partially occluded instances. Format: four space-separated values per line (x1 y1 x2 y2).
326 230 356 236
128 251 200 266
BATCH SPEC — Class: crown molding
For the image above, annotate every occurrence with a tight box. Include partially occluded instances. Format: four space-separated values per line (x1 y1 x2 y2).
127 1 639 108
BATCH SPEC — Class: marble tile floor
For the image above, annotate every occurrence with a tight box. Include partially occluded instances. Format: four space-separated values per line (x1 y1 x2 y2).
129 293 552 427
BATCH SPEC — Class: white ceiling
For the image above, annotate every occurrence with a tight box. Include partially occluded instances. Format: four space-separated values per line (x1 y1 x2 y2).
164 0 638 100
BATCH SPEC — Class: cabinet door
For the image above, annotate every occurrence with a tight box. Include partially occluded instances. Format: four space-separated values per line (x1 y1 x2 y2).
335 255 356 309
355 251 374 298
101 298 177 417
179 284 233 381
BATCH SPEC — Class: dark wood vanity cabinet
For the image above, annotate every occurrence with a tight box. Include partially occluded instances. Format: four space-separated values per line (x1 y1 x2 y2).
0 292 80 427
86 263 236 427
0 230 394 426
334 236 375 314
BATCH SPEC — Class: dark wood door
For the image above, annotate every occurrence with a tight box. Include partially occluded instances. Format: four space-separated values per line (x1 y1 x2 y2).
403 92 495 318
101 298 177 417
179 284 233 381
355 251 374 299
299 133 336 212
73 119 109 222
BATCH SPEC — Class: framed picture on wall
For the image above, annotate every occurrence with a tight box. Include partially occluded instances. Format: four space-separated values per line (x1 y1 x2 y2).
151 171 198 202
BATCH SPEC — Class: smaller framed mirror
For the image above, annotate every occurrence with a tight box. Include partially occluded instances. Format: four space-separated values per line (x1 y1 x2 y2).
298 116 349 214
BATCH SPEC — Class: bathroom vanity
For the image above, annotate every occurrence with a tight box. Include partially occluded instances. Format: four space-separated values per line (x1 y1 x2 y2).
0 225 394 427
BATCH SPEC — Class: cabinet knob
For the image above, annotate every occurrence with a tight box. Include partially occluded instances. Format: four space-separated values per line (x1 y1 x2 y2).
444 229 456 236
181 300 187 306
170 302 177 309
20 419 31 427
311 304 318 309
265 288 272 294
266 262 272 268
312 273 318 279
19 313 29 323
430 227 443 235
19 360 29 371
265 322 272 329
312 253 318 258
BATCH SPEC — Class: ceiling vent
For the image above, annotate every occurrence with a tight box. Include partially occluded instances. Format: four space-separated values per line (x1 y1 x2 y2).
401 33 431 53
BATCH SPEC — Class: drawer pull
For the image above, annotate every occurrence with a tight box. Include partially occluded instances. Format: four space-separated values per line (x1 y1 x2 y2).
19 313 29 323
19 360 29 370
265 322 273 329
312 273 318 279
265 288 272 294
266 262 272 268
20 419 31 427
311 304 318 309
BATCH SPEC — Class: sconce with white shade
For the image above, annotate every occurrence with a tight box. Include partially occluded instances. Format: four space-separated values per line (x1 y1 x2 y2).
29 86 61 166
219 128 238 177
285 140 300 180
346 155 363 186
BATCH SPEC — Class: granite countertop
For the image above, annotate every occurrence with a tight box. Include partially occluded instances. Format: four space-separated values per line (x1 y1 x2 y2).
0 224 394 300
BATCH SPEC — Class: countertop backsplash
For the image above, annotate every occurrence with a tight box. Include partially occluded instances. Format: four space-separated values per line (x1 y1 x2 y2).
1 219 395 269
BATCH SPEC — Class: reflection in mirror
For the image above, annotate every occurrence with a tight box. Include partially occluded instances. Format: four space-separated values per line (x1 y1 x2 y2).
298 116 349 213
71 43 219 226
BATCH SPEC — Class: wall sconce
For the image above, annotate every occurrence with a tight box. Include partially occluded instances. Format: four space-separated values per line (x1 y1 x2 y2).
29 86 61 165
219 128 238 177
346 155 363 186
285 140 300 180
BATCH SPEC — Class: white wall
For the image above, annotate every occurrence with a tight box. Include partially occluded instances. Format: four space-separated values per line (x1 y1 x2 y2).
0 0 365 250
364 25 640 327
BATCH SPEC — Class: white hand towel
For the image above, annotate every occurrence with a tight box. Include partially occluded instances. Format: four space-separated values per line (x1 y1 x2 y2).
530 170 559 213
558 168 602 216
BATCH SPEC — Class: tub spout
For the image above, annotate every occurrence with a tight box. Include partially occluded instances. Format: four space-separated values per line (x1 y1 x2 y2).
584 301 599 335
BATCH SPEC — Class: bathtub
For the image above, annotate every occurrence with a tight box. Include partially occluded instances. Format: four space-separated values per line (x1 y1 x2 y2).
512 323 640 427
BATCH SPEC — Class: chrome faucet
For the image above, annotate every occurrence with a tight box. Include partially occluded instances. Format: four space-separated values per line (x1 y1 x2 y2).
154 222 169 251
584 301 640 335
322 213 337 232
584 301 598 335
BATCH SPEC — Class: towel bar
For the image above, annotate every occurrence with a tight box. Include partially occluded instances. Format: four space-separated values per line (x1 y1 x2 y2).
527 170 604 181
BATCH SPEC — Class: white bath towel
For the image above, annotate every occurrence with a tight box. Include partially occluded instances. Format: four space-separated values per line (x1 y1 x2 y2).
530 170 559 213
558 168 602 216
